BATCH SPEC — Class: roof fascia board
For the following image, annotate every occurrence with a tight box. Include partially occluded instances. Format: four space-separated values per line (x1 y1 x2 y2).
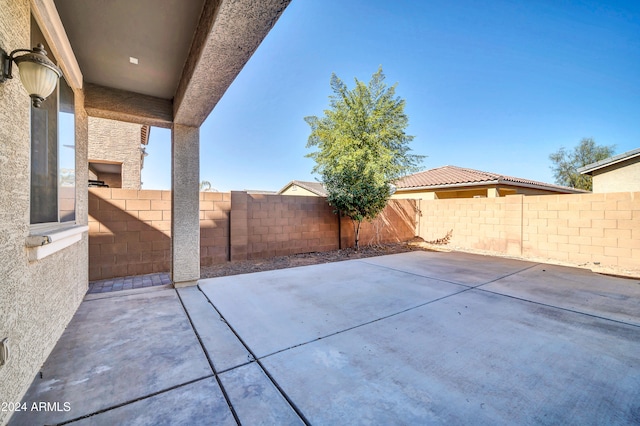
173 0 291 127
397 180 584 194
499 180 586 193
31 0 83 90
397 181 501 192
578 149 640 175
84 83 173 128
277 182 294 194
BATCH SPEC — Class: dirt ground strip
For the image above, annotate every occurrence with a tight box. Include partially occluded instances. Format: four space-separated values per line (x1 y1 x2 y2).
201 239 639 281
200 241 431 279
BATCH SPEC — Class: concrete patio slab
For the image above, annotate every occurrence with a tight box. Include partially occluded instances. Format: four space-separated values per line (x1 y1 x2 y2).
177 286 252 372
218 363 304 425
9 251 640 425
259 288 640 424
68 378 234 426
198 260 468 358
482 263 640 326
9 289 212 425
361 251 537 286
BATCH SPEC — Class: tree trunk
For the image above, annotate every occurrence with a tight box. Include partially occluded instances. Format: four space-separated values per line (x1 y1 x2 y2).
354 220 361 251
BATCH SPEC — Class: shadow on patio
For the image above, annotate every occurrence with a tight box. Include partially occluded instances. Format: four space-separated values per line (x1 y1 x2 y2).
9 251 640 425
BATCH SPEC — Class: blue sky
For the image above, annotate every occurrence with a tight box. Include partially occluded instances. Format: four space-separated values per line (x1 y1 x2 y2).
142 0 640 191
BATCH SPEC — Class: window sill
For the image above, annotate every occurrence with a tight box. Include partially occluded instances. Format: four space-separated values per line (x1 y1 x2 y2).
26 224 88 261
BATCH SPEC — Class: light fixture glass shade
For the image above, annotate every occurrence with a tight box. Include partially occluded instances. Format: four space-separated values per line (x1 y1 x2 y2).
17 60 59 100
12 44 62 107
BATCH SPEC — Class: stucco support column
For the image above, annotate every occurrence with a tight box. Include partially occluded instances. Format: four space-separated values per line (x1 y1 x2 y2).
171 124 200 287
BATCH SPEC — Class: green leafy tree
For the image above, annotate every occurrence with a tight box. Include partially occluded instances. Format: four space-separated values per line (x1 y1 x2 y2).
549 138 615 191
305 67 423 249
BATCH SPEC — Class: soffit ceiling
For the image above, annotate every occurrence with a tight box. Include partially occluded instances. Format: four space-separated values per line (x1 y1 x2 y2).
89 162 122 174
54 0 206 100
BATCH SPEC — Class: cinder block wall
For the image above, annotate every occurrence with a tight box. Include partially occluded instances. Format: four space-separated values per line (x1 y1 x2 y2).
343 199 418 247
230 192 339 260
230 193 418 261
200 192 231 265
89 190 418 280
89 188 172 280
89 188 230 280
522 192 639 269
418 192 640 270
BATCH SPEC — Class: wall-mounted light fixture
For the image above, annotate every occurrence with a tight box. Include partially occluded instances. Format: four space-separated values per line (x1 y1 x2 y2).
1 43 62 108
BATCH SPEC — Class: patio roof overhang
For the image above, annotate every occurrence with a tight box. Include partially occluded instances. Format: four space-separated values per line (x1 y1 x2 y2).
31 0 291 285
43 0 290 128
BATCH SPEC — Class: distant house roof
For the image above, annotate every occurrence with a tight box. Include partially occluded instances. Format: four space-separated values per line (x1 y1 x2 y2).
395 165 586 193
246 190 277 194
577 147 640 175
278 180 327 196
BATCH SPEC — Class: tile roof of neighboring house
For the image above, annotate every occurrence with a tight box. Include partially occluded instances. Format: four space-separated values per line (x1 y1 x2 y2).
395 165 587 193
278 180 327 196
577 147 640 175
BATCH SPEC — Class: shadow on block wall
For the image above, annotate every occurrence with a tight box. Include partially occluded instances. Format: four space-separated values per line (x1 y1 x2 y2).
89 188 419 281
339 199 418 247
89 189 232 281
89 189 171 281
364 199 418 245
200 191 231 265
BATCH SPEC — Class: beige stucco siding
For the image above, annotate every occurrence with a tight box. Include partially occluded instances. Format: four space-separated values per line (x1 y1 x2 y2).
591 158 640 193
0 1 88 423
281 185 321 196
392 185 575 200
88 117 143 189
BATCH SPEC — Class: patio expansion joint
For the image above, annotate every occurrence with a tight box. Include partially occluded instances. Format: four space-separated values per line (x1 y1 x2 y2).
175 288 243 426
465 263 640 328
195 285 312 426
475 287 640 329
357 259 476 288
472 263 542 288
250 261 543 361
358 257 542 289
53 375 215 426
256 286 481 361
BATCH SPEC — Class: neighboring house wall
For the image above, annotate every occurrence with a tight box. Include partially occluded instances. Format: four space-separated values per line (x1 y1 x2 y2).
88 190 417 280
277 181 327 197
280 185 321 196
418 192 639 271
0 1 89 422
592 158 640 193
88 117 144 189
393 185 571 200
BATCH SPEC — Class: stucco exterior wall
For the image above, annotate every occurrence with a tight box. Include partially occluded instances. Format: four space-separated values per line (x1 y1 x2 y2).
280 185 321 196
0 2 88 423
591 158 640 193
88 117 143 189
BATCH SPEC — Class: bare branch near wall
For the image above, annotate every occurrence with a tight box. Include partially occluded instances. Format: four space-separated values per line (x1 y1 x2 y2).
425 229 453 245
